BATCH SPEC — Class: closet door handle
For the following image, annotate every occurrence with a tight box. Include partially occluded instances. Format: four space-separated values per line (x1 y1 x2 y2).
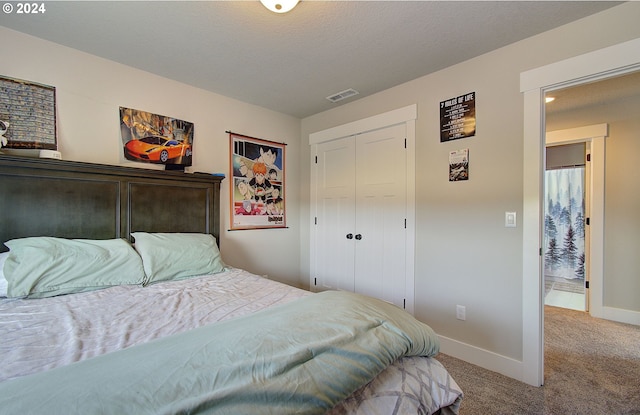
355 234 362 240
346 233 354 239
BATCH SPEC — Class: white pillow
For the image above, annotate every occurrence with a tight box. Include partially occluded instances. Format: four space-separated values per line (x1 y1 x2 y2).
0 251 8 297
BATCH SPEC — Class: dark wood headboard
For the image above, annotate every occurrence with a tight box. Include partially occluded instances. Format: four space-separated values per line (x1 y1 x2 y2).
0 155 223 252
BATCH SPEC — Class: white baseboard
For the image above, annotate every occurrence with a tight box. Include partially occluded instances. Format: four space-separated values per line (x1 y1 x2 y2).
601 306 640 326
438 335 525 384
438 308 639 387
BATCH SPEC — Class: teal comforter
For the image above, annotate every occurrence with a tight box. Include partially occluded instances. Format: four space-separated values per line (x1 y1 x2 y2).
0 291 440 414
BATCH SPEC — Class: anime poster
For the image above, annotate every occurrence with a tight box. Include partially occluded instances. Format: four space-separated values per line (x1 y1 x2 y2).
120 107 193 166
229 132 286 230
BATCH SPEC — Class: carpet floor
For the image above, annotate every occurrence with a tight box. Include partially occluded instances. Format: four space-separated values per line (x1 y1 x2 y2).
437 305 640 415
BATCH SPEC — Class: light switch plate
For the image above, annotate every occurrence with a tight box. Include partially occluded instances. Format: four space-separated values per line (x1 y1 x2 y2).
505 211 517 227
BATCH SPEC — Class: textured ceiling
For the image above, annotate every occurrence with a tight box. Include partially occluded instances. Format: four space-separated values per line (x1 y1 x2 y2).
0 1 622 118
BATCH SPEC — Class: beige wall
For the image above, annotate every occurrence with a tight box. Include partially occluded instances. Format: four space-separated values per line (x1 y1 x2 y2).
604 117 640 310
301 2 640 376
0 26 304 288
547 90 640 312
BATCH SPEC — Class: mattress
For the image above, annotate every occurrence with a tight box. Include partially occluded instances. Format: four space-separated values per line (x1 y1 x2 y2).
0 268 462 414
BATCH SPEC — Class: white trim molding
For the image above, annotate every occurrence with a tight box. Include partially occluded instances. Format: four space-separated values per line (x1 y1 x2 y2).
546 124 608 146
309 105 417 145
602 307 640 326
439 335 523 381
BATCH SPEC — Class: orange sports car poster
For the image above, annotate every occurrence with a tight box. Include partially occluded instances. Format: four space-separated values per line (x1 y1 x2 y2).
120 107 193 167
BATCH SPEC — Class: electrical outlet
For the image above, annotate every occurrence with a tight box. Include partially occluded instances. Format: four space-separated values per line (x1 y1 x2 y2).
456 305 466 321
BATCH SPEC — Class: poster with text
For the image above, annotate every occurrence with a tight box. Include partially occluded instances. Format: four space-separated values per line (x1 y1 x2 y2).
440 92 476 142
230 132 286 230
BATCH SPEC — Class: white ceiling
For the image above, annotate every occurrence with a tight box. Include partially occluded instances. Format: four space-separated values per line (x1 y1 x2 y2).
0 1 622 118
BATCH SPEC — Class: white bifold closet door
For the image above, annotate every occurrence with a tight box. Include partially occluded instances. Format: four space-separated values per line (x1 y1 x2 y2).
313 123 407 308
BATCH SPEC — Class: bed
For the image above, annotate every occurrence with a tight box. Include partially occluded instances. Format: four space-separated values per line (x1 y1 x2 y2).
0 155 462 415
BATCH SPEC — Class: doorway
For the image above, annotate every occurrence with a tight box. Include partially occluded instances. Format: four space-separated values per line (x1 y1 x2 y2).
520 37 640 386
543 143 587 312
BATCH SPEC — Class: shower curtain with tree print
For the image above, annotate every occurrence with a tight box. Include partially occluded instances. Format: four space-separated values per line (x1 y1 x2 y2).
544 167 586 281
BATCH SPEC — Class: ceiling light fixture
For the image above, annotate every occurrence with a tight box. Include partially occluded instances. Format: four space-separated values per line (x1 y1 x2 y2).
545 96 556 103
260 0 299 13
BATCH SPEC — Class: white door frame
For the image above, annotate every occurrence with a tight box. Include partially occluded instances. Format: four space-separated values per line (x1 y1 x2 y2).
309 105 417 314
520 37 640 386
546 124 608 315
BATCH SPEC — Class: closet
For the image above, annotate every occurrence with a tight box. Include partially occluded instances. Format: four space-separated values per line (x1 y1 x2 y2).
309 106 416 311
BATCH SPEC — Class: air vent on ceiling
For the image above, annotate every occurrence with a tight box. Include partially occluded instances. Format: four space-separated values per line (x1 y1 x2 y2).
326 88 359 103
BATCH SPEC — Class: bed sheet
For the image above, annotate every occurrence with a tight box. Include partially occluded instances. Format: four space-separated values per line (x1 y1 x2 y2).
0 268 461 414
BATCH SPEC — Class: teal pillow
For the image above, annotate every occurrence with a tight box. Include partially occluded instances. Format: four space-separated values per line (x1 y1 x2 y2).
4 237 145 298
131 232 225 285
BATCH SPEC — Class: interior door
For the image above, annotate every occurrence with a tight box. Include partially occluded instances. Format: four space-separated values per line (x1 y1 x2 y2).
354 124 407 307
314 136 356 292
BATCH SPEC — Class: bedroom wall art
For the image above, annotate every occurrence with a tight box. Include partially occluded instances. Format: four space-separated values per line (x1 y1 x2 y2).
449 148 469 181
120 106 193 166
229 132 286 230
0 75 57 150
440 92 476 142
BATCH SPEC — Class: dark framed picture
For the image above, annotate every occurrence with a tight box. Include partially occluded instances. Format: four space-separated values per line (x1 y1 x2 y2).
440 92 476 142
0 76 57 150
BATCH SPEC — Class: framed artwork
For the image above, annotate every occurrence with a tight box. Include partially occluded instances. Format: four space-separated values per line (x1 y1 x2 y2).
0 76 57 150
229 132 286 230
440 92 476 142
449 148 469 181
120 107 193 166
